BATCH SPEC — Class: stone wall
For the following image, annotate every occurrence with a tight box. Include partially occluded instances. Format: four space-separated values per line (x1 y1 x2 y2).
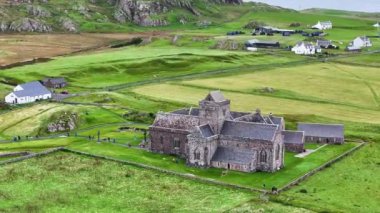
284 143 304 153
149 127 190 157
199 99 230 134
305 136 344 144
187 134 218 167
218 135 277 172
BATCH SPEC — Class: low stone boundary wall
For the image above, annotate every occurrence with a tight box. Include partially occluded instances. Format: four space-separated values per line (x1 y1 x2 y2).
62 148 267 194
0 147 64 166
278 142 365 192
0 151 31 158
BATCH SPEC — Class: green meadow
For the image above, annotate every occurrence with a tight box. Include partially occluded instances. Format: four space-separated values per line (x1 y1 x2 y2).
0 3 379 212
1 152 293 213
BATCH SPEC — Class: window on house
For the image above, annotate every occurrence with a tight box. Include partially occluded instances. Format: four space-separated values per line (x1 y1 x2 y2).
276 144 280 160
173 138 180 148
160 136 164 145
260 150 267 163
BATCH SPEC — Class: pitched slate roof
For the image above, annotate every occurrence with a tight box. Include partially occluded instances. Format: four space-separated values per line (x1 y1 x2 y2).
211 146 255 165
283 131 304 144
317 40 332 47
295 42 315 48
13 81 51 97
172 108 200 116
198 124 215 138
221 120 278 141
247 39 279 45
43 77 66 85
152 113 200 130
320 21 332 25
297 123 344 138
205 91 226 102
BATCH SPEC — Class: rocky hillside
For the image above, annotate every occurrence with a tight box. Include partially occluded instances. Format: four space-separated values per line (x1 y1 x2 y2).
0 0 243 32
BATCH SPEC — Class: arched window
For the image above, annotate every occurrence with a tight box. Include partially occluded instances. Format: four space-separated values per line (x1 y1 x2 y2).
160 136 164 145
260 150 267 163
276 144 280 160
204 147 209 162
194 150 201 160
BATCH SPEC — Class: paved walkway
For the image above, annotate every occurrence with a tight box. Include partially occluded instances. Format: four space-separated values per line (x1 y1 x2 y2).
295 144 328 158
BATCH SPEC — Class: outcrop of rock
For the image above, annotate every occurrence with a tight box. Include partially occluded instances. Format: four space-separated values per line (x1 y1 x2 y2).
8 18 52 32
47 112 79 133
60 17 78 32
1 0 244 31
214 39 243 50
113 0 242 27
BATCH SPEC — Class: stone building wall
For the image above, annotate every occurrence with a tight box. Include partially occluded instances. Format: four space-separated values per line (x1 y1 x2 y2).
304 136 344 144
149 127 190 157
187 134 218 167
211 161 253 173
199 100 231 134
218 135 279 172
285 143 305 153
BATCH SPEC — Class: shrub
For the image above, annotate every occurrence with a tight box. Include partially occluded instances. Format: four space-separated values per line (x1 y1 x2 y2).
110 38 143 48
299 189 308 193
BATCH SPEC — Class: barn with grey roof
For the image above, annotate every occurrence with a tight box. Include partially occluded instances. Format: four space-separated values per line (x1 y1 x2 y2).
149 91 344 173
298 123 344 144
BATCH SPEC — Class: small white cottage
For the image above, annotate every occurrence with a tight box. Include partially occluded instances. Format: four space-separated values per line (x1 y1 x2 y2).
312 21 333 30
349 36 372 49
292 42 321 55
5 81 52 104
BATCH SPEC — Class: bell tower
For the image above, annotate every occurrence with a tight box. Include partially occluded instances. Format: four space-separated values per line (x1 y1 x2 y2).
198 91 231 134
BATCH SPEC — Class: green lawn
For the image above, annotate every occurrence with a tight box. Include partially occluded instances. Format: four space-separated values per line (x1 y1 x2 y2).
274 142 380 213
68 139 357 189
0 103 125 140
0 152 258 212
77 124 145 146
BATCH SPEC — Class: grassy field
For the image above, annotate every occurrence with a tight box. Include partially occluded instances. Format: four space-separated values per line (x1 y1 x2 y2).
133 83 380 124
0 3 379 212
0 41 302 91
274 142 380 213
67 139 358 189
0 151 315 212
0 103 125 140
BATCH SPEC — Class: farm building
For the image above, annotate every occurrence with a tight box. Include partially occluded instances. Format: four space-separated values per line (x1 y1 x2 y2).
291 42 321 55
374 22 380 27
283 131 305 153
254 26 294 34
5 81 52 105
312 21 332 30
316 40 335 48
245 39 280 48
348 36 372 49
42 77 67 89
297 123 344 144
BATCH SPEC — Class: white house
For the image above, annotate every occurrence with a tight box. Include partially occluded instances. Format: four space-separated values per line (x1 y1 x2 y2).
5 81 52 104
374 22 380 28
292 42 321 55
312 21 333 30
348 36 372 49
